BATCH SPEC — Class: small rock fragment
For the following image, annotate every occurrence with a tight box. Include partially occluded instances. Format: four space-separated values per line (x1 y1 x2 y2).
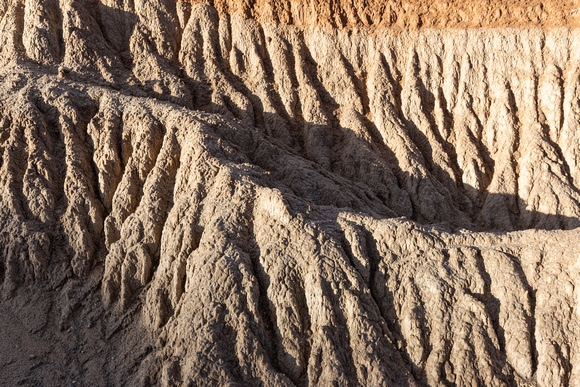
58 66 72 78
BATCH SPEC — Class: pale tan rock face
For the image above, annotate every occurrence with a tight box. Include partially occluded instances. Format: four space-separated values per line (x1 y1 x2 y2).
185 0 580 29
0 0 580 385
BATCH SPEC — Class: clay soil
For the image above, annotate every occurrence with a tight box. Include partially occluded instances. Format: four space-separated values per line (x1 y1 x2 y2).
186 0 580 28
1 0 580 385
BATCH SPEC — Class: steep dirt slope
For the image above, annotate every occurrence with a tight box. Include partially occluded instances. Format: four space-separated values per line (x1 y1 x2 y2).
186 0 580 29
1 0 580 385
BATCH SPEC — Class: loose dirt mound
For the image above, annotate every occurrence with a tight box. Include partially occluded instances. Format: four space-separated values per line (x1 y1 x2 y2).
1 0 580 385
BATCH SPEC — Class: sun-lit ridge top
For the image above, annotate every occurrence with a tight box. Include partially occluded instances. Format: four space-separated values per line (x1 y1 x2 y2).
182 0 580 29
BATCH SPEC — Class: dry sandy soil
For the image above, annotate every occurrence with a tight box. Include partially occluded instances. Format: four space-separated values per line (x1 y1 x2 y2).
187 0 580 28
1 0 580 385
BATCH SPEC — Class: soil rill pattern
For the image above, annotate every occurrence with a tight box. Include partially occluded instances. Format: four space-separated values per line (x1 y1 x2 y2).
184 0 580 29
0 0 579 385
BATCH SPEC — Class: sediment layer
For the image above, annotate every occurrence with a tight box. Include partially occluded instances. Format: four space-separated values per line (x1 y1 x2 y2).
0 0 579 385
184 0 580 28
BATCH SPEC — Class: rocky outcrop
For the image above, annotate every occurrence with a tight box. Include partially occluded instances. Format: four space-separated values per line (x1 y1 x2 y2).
0 0 579 385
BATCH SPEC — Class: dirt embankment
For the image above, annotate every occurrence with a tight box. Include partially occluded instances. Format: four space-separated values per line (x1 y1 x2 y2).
185 0 580 28
1 0 580 385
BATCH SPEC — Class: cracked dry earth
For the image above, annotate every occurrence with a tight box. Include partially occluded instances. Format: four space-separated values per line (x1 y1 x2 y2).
1 0 580 386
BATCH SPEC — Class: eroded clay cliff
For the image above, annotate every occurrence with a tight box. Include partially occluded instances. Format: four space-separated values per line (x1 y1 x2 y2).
1 0 580 385
186 0 580 29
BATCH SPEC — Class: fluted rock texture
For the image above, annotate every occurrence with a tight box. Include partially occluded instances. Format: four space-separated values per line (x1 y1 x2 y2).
186 0 580 29
1 0 580 385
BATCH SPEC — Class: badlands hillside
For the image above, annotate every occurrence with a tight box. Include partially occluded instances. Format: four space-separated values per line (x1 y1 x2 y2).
0 0 580 385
